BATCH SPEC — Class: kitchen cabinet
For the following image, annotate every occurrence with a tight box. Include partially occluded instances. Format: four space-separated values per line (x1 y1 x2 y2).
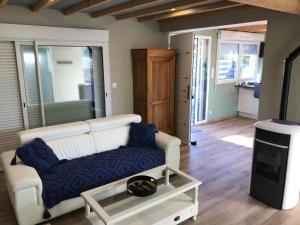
237 88 259 119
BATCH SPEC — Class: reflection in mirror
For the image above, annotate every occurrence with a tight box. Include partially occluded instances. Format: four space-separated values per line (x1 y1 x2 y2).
39 46 105 126
40 46 92 103
21 45 106 128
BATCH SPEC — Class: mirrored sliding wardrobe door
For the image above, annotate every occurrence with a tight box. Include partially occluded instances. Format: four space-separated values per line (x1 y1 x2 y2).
16 43 106 129
17 44 44 128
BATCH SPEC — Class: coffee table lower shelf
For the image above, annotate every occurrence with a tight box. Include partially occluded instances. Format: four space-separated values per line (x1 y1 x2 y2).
86 184 196 225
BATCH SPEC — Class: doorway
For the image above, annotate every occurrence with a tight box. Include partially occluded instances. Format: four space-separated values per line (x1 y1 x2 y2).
170 20 267 145
191 36 210 127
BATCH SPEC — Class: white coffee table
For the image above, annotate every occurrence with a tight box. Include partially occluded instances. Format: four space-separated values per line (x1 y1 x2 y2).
81 165 202 225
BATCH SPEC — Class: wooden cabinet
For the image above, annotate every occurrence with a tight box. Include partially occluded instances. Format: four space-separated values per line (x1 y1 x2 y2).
132 49 176 135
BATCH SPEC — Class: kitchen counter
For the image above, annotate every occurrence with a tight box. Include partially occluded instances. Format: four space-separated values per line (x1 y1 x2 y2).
234 84 255 89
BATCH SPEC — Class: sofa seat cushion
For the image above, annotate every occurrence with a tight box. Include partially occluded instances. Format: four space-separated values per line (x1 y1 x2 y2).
41 146 165 209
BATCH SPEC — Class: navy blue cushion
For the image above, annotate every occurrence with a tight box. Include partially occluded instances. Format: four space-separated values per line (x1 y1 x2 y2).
41 146 165 209
11 138 59 175
127 122 157 147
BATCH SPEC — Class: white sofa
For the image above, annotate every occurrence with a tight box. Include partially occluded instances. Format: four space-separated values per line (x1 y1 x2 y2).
1 114 181 225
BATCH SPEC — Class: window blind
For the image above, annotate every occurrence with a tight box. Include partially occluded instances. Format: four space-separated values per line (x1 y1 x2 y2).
0 42 24 158
91 47 106 118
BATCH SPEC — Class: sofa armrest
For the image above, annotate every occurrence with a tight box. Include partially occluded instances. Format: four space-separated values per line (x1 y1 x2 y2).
155 132 181 149
155 132 181 170
1 151 42 199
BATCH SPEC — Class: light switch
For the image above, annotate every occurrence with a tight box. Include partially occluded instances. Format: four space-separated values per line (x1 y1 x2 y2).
112 83 118 88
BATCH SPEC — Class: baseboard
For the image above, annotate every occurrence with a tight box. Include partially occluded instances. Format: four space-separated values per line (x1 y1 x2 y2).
238 112 258 120
206 114 239 124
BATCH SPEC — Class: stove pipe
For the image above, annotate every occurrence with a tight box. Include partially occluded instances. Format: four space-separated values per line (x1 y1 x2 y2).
279 45 300 120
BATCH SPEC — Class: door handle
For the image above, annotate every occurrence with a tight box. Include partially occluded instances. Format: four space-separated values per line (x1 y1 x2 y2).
187 85 190 100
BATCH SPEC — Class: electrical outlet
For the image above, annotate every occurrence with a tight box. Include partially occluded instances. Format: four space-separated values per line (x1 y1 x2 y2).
112 83 118 88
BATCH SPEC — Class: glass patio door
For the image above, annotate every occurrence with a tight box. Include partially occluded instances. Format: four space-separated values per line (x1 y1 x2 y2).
191 36 210 125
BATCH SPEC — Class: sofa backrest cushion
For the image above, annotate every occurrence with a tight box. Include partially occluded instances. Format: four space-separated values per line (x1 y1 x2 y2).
46 134 96 160
18 121 90 145
92 126 130 153
16 114 142 160
87 114 141 153
87 114 141 132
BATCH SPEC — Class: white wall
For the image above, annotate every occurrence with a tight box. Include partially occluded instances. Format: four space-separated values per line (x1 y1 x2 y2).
50 47 85 102
0 5 167 115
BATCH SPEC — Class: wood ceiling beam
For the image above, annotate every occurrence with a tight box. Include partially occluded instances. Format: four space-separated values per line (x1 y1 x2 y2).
0 0 9 8
63 0 107 15
116 0 207 20
138 1 243 22
31 0 59 12
229 0 300 15
225 24 267 33
91 0 160 18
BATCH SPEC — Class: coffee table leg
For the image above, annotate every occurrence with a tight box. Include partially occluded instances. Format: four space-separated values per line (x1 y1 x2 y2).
193 187 199 221
85 203 91 217
165 167 170 185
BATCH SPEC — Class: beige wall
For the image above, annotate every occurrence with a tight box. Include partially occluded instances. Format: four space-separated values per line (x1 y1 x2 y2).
0 5 167 115
160 6 300 121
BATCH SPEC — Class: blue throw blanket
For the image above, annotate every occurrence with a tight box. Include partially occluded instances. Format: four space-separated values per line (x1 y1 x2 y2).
41 146 165 213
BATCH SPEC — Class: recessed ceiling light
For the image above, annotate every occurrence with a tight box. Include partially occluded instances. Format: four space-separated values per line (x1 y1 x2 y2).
171 8 176 11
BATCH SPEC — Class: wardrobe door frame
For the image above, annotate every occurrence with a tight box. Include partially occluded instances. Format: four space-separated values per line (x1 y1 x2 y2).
15 41 36 129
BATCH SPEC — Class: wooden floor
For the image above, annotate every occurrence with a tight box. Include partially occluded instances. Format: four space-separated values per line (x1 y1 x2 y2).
1 116 300 225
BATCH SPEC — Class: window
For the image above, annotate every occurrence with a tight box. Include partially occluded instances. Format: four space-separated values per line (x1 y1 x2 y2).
240 43 259 80
217 41 259 84
218 42 239 82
